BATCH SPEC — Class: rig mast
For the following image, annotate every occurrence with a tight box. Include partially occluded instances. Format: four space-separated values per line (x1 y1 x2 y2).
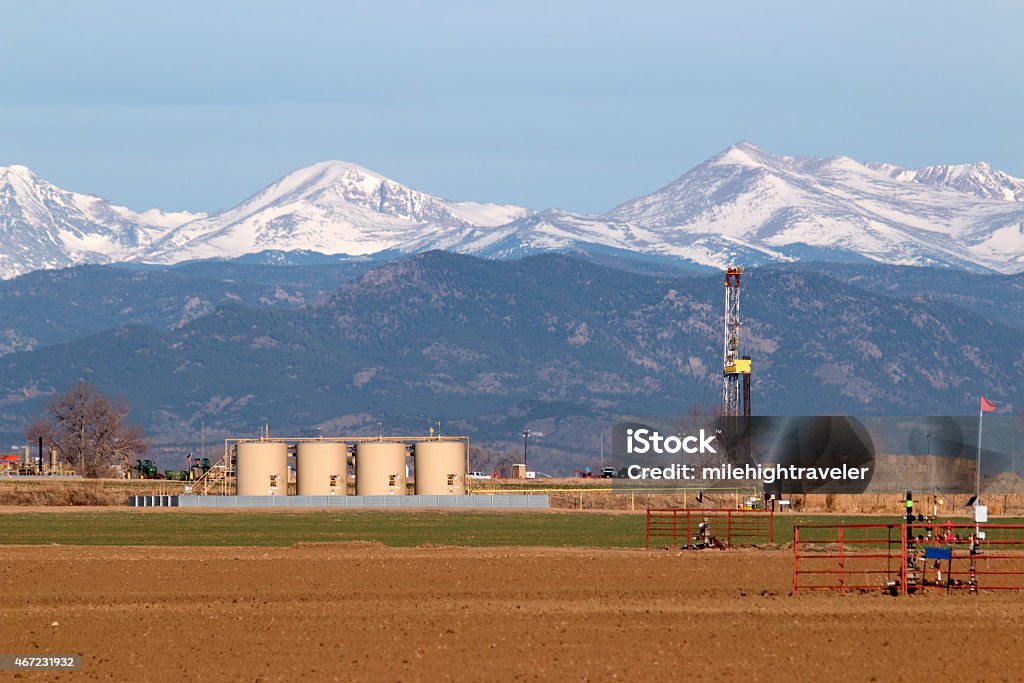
722 266 751 417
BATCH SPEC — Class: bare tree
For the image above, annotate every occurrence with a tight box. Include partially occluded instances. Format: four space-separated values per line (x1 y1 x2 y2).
471 446 516 477
21 419 55 472
24 418 54 451
39 382 147 477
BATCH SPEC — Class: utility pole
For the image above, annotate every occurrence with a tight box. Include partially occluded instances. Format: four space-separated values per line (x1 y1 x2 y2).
522 428 531 472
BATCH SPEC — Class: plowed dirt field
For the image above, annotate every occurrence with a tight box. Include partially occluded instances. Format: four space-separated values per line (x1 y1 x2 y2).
3 545 1024 681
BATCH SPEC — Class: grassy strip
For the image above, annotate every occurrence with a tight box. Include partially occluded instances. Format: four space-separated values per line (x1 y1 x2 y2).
0 511 1016 548
0 511 647 548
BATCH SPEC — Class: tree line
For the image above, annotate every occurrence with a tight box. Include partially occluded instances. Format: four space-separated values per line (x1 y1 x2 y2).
26 381 147 478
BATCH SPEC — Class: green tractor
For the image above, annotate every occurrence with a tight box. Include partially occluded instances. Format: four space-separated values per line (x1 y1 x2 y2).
134 454 214 482
132 459 161 479
162 455 214 482
190 457 213 480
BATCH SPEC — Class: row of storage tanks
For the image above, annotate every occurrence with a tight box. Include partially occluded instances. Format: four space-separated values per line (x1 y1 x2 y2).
234 440 467 496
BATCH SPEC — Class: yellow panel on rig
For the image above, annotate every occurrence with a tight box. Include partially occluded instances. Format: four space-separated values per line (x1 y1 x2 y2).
725 359 751 374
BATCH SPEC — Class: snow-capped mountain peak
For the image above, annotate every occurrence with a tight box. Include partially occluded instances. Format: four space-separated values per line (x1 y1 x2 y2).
867 159 1024 201
588 142 1024 272
1 164 36 182
710 140 768 167
142 161 531 264
0 165 204 278
237 160 392 214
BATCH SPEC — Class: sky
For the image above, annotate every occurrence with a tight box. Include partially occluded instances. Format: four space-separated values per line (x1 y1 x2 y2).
0 0 1022 215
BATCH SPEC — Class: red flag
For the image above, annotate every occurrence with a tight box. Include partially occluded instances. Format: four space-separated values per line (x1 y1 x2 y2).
980 396 996 413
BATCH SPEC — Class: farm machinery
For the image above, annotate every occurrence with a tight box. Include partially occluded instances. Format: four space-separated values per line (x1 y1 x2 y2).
162 456 213 481
132 459 161 479
131 456 212 480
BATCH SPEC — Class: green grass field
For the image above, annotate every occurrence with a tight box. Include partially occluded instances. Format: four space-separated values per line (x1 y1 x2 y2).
0 510 970 548
0 511 644 547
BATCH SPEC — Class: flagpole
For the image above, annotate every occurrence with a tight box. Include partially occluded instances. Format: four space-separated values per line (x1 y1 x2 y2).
975 405 985 548
975 407 984 507
974 397 996 549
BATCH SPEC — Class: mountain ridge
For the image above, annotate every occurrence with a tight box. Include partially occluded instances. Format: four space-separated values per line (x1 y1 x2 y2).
0 252 1020 471
0 164 203 278
143 160 530 264
3 143 1024 279
867 159 1024 201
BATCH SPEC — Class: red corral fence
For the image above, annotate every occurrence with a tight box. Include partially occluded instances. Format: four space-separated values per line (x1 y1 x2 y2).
645 508 774 549
793 522 1024 595
792 523 906 593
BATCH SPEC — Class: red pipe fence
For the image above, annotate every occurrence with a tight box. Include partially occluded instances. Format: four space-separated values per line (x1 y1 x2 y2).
793 522 1024 595
645 508 775 549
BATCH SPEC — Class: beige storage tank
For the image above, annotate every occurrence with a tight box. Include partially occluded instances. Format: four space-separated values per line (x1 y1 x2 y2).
355 442 407 495
236 441 289 496
296 442 347 496
414 441 466 495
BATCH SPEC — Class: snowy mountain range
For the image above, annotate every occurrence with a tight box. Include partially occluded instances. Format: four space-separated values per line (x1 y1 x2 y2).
0 165 203 278
143 160 529 264
2 142 1024 279
866 159 1024 201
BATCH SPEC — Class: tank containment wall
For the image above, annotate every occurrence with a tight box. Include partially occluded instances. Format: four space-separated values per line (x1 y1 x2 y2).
296 442 347 496
355 442 407 495
236 442 289 496
414 441 467 495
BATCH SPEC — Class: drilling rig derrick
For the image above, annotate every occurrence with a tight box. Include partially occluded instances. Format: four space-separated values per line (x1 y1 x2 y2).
722 266 751 418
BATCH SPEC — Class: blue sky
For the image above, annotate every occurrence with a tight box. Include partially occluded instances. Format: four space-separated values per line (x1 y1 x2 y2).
1 1 1021 214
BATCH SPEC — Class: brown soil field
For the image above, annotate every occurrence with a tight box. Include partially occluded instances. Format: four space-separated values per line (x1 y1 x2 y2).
3 546 1024 681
